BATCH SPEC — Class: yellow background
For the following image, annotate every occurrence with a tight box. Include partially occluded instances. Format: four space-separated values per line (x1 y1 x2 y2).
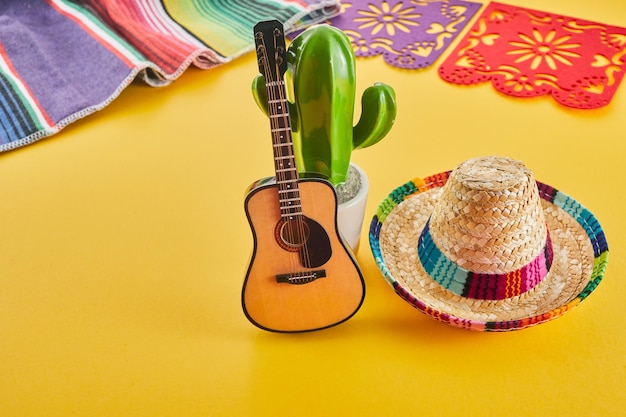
1 1 624 415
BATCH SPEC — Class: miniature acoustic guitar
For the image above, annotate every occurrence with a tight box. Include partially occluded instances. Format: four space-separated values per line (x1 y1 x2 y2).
242 20 365 332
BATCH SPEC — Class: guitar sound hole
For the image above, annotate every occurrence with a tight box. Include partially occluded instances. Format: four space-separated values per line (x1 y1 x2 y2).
278 218 310 249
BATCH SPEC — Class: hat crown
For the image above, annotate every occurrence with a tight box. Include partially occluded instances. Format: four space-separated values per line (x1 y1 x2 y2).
429 156 547 274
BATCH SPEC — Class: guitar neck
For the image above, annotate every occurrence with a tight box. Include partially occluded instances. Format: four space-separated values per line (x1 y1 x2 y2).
255 21 302 221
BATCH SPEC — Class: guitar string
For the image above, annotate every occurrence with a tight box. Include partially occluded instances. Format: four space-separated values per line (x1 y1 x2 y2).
268 28 312 272
260 29 312 273
274 28 311 266
273 28 313 272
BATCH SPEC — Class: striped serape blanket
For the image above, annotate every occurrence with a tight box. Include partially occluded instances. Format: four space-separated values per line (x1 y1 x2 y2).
0 0 339 152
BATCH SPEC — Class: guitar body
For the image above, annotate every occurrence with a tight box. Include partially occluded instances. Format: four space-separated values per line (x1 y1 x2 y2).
243 178 365 332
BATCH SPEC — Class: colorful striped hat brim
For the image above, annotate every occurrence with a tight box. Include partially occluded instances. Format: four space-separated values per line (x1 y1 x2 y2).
369 156 609 331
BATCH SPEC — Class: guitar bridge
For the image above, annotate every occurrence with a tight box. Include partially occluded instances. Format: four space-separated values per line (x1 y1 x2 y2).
276 270 326 285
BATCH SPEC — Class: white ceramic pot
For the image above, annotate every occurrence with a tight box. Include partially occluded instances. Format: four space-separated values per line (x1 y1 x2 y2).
337 163 369 253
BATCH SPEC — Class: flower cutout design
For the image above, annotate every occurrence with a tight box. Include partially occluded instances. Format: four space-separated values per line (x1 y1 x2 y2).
439 2 626 109
354 1 421 36
608 33 626 47
326 0 482 69
344 29 371 54
491 65 559 94
406 41 436 57
508 29 581 70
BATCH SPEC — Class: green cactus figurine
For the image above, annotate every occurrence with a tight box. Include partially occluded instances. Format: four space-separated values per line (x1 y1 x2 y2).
252 24 396 186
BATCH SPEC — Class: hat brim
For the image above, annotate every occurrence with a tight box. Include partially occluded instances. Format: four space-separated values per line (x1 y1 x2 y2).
369 171 609 331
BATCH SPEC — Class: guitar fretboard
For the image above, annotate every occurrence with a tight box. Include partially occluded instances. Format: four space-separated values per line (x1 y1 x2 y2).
266 80 302 221
254 21 303 221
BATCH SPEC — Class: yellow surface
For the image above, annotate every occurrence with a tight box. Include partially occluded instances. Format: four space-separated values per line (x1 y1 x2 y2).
1 1 625 415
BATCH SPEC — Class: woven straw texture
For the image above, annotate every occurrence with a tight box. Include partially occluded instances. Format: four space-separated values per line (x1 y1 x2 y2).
369 156 609 331
429 157 547 274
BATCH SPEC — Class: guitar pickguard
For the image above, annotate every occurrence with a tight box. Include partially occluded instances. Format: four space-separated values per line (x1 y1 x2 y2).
300 216 332 268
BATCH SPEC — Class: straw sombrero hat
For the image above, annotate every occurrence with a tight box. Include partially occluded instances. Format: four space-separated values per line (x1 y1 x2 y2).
369 156 609 331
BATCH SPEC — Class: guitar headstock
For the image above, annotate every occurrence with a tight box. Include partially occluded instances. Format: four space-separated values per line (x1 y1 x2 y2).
254 20 287 82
